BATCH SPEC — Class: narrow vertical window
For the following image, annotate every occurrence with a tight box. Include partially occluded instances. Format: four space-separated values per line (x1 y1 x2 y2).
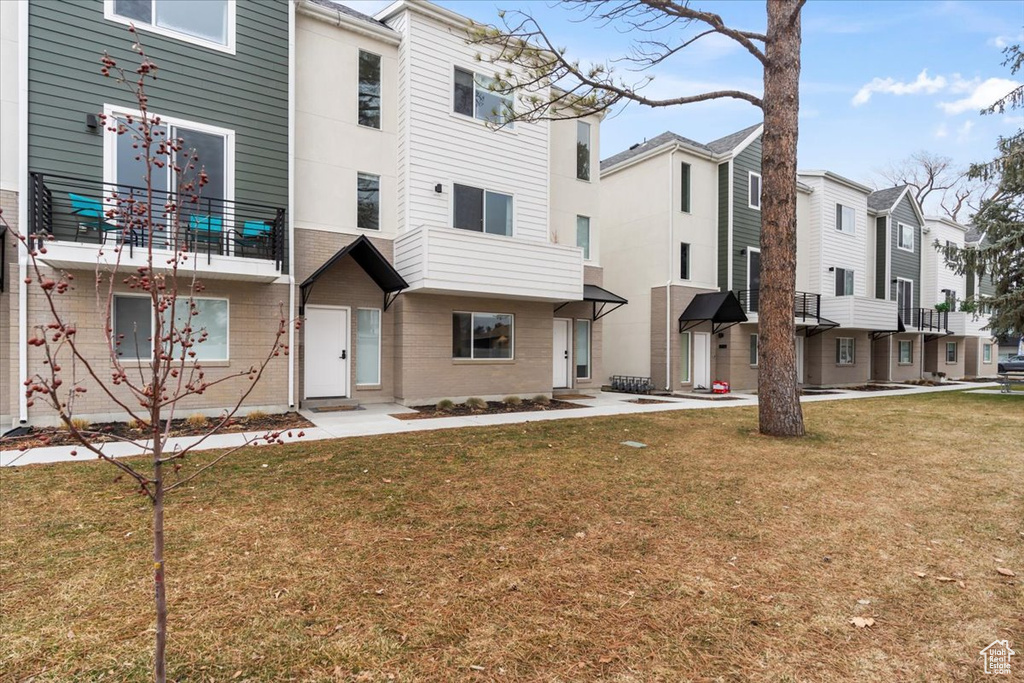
356 308 381 385
358 51 382 129
946 341 958 363
982 344 992 363
748 172 761 210
357 172 380 230
749 333 759 366
576 121 591 181
680 162 691 212
575 319 591 379
576 216 591 260
680 242 690 280
679 331 691 383
899 340 912 364
836 337 855 365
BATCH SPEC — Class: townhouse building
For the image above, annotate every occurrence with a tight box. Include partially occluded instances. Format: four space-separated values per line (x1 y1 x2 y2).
2 0 619 428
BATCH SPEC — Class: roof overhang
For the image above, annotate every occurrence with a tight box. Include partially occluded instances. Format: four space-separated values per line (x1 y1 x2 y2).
678 291 748 334
297 0 401 44
299 235 408 313
555 284 629 320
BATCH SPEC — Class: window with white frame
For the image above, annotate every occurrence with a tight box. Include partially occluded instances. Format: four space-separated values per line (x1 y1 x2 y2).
749 333 759 366
946 341 958 363
679 331 691 383
748 172 762 210
453 67 514 126
114 295 228 361
680 242 690 280
897 222 915 251
577 121 591 181
358 50 382 130
577 216 591 260
453 312 513 359
836 337 855 365
575 319 591 379
983 343 993 363
834 267 855 296
680 162 691 212
108 0 234 52
835 204 856 234
453 184 512 236
356 308 381 385
357 172 380 230
898 339 913 364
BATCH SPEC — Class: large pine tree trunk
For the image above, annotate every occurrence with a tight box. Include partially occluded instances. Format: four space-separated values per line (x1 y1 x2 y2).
757 0 805 437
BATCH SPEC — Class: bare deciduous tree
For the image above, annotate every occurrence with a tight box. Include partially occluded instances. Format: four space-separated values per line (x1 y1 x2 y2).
471 0 807 436
9 34 296 682
878 150 1003 221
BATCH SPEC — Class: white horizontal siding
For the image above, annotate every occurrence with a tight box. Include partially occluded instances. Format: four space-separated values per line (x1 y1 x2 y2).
395 226 583 300
820 295 897 330
819 180 869 297
922 219 966 307
946 311 991 337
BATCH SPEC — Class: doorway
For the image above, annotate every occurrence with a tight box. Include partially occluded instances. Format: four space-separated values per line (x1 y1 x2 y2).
552 318 572 389
304 306 350 399
693 331 711 390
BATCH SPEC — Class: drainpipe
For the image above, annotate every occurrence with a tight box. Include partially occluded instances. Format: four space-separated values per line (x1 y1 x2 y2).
17 1 29 425
665 149 674 391
286 0 296 409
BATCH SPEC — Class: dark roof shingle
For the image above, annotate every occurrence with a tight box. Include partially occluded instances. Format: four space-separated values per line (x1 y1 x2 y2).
306 0 394 30
867 185 907 212
601 123 762 171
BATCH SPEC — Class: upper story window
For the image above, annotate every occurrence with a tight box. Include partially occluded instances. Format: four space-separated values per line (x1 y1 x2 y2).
834 267 854 296
897 222 915 251
108 0 235 53
358 51 382 129
576 121 591 181
835 204 855 234
453 68 514 126
680 162 691 212
453 183 512 236
680 242 690 280
356 172 380 231
576 215 591 260
748 172 761 210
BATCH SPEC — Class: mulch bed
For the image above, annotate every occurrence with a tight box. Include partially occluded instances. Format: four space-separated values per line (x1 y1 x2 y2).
0 412 314 451
393 399 585 420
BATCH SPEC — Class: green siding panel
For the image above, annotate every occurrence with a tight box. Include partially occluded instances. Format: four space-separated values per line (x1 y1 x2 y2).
730 136 762 292
27 0 288 215
717 162 730 291
889 195 921 307
875 216 887 299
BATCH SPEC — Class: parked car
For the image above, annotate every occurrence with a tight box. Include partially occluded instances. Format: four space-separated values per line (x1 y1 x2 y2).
997 355 1024 373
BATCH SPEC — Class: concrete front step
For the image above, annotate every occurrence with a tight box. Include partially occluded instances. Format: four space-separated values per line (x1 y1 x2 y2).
303 397 361 411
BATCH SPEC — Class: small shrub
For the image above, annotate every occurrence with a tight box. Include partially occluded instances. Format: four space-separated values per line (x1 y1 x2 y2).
185 413 209 429
69 417 91 432
934 302 951 313
246 409 268 421
435 399 455 411
532 394 551 405
464 397 487 411
503 395 522 406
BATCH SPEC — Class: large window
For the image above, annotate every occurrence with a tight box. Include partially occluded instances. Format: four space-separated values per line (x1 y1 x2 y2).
453 67 514 126
836 337 855 365
576 216 591 260
357 173 380 230
356 308 381 385
575 319 591 379
453 312 513 360
358 50 382 129
109 0 234 52
834 267 855 296
896 278 914 320
898 339 913 364
577 121 591 181
946 341 958 363
749 333 759 366
748 172 762 210
679 331 691 383
835 204 856 234
453 184 512 236
897 222 915 251
680 242 690 280
680 162 691 212
114 295 228 361
983 343 993 364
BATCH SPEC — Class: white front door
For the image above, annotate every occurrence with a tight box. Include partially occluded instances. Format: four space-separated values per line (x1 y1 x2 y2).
304 306 349 399
552 318 571 389
693 332 711 390
795 335 805 384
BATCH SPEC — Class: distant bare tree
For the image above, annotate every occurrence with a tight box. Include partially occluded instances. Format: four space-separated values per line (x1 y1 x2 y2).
878 150 1001 221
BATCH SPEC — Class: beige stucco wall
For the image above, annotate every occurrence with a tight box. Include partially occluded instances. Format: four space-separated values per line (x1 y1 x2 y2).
1 190 16 427
805 329 871 386
924 336 965 380
888 333 923 382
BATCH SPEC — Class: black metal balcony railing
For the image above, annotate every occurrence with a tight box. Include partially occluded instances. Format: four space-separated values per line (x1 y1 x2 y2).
736 289 823 322
903 307 948 332
28 172 285 271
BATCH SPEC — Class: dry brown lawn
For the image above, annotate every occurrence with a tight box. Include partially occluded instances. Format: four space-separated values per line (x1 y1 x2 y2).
1 390 1022 681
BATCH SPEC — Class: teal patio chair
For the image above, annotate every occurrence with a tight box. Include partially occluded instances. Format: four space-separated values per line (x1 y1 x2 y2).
68 192 119 243
235 219 272 256
188 214 224 253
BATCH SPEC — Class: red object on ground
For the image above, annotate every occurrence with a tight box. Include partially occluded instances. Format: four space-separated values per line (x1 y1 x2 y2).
712 381 730 394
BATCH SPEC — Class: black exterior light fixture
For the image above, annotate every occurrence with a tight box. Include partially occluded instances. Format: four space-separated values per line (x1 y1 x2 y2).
434 183 443 194
85 113 99 132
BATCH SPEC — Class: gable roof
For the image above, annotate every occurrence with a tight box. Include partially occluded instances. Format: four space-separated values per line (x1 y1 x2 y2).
601 123 762 172
867 185 908 212
965 226 985 244
305 0 395 30
706 123 762 154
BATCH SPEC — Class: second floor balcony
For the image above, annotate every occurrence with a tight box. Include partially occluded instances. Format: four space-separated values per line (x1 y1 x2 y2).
736 289 837 327
28 172 286 282
946 310 992 337
902 307 949 333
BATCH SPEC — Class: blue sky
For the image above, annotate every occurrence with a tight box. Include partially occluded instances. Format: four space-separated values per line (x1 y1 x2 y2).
341 0 1021 189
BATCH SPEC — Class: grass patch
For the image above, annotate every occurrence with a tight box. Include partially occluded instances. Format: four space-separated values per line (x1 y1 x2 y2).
1 391 1021 680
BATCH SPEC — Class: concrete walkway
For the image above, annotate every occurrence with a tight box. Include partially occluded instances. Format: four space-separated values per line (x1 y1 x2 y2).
0 381 999 467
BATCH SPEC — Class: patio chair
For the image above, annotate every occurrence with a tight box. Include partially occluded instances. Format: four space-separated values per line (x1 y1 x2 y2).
235 219 272 256
68 192 119 243
188 214 224 253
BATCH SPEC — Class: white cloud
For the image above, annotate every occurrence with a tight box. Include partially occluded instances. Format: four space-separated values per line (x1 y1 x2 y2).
851 69 947 106
956 120 974 143
934 123 949 139
989 32 1024 49
938 77 1021 114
